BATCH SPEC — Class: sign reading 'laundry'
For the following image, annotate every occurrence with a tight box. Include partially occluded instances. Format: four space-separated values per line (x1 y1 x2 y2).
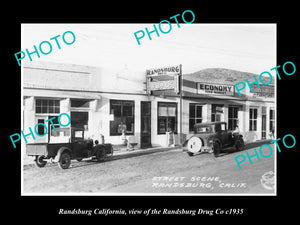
197 83 234 96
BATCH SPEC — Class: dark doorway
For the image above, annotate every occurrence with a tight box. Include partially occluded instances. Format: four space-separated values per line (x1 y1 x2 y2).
141 101 151 148
262 107 267 139
262 115 266 139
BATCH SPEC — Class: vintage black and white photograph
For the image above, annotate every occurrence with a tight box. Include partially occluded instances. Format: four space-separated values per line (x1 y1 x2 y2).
21 23 276 195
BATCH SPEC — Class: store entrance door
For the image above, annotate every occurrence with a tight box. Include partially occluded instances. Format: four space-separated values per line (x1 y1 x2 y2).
141 101 151 148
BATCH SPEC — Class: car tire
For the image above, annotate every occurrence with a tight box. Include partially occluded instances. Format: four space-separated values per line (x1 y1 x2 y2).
213 141 221 157
109 145 114 156
187 152 194 157
187 137 202 154
58 152 71 169
235 138 245 151
35 155 47 168
96 148 106 162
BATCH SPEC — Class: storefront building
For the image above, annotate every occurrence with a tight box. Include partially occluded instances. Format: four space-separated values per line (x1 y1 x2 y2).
22 61 275 149
180 69 275 143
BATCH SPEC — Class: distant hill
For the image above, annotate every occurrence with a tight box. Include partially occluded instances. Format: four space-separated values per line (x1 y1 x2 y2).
184 68 273 85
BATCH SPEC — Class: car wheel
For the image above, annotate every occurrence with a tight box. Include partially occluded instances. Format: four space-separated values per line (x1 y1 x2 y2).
235 138 244 151
96 148 106 162
35 155 47 168
58 152 71 169
213 141 221 157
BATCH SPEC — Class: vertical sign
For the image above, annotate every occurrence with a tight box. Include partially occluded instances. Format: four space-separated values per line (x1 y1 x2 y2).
146 65 181 95
145 64 183 145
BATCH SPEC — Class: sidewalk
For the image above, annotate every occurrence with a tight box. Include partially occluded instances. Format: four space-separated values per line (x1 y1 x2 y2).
22 145 179 167
112 145 179 159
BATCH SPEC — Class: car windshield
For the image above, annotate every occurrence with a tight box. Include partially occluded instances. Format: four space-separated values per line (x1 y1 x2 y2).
195 126 212 133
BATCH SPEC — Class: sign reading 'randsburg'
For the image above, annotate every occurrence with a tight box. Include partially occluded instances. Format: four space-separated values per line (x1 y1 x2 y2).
146 65 181 76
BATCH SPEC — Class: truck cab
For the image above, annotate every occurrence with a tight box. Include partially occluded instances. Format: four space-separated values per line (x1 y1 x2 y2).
26 127 113 169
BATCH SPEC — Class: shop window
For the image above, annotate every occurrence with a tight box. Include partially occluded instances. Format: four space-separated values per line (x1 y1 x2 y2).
228 106 239 130
110 100 134 135
211 104 223 122
157 102 177 134
36 99 60 114
71 99 90 108
189 104 202 131
249 108 258 131
71 112 89 131
36 119 46 136
49 116 61 136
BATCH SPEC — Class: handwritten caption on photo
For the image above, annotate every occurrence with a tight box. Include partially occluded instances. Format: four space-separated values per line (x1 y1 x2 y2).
151 176 246 190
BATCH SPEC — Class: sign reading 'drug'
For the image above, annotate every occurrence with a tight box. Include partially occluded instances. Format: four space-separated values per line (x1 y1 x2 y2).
197 83 234 96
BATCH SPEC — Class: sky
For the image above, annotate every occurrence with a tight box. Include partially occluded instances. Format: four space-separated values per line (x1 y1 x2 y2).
21 23 276 74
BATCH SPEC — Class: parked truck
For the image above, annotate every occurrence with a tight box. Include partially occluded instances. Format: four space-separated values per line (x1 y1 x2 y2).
26 127 113 169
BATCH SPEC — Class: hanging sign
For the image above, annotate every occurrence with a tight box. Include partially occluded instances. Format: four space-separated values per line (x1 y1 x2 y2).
148 80 175 91
146 65 181 94
249 85 275 98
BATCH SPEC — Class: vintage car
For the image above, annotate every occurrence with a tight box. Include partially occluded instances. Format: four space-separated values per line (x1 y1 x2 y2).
26 127 113 169
183 122 244 157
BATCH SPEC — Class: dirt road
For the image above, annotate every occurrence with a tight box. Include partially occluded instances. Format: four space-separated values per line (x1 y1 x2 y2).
22 143 275 195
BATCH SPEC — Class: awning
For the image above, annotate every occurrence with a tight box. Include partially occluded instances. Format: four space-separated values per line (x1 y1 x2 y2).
23 87 101 100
